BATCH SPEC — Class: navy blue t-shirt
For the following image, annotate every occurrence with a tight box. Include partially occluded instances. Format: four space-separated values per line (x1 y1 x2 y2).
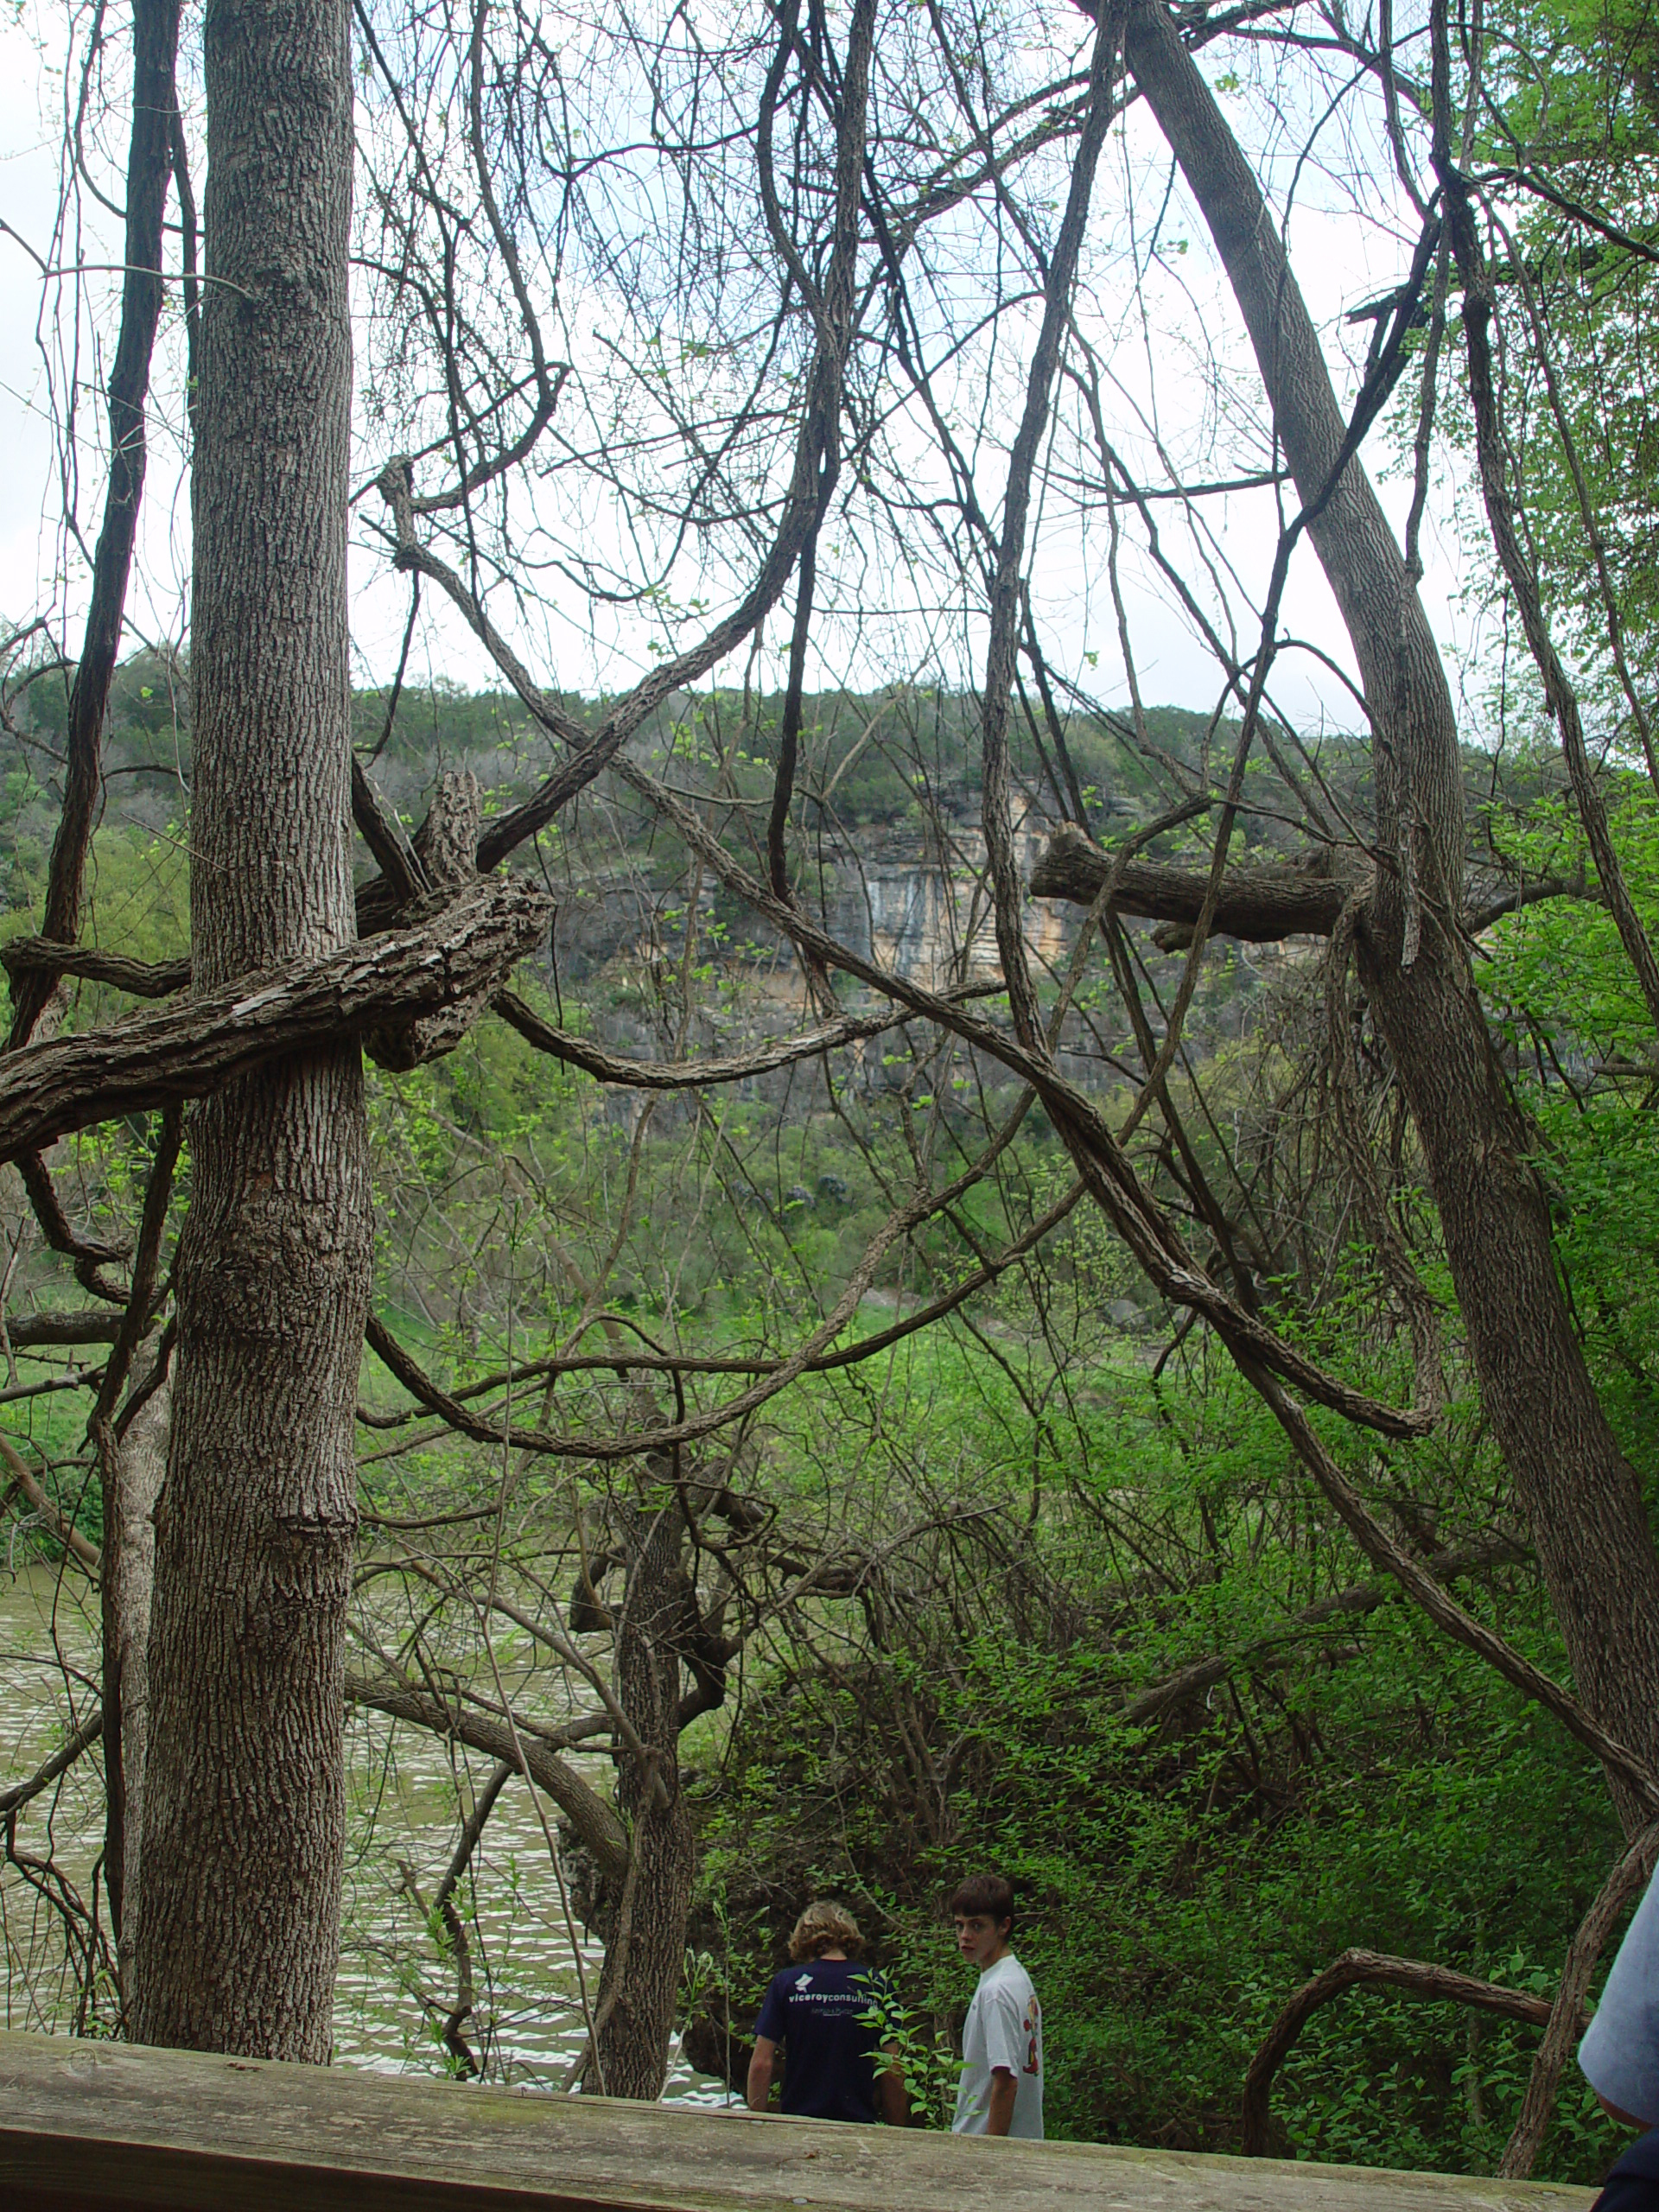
1596 2128 1659 2211
753 1957 887 2121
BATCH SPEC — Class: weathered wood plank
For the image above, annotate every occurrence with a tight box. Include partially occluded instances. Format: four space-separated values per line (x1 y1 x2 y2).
0 2031 1596 2212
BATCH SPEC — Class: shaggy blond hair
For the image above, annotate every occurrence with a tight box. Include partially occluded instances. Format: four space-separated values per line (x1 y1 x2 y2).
787 1900 865 1962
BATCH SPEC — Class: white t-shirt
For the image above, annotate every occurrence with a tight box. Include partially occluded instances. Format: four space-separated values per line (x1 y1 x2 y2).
952 1950 1043 2139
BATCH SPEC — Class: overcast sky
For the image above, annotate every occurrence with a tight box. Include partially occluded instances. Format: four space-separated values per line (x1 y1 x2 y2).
0 4 1490 736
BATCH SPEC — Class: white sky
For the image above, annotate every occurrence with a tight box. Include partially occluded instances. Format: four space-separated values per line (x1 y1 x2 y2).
0 3 1488 735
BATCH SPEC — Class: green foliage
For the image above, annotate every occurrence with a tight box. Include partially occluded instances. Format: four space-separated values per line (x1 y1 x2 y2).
860 1977 964 2127
2 670 1651 2183
1483 774 1659 1481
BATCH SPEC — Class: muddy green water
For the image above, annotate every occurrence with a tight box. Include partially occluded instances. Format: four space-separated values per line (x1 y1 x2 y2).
0 1561 728 2099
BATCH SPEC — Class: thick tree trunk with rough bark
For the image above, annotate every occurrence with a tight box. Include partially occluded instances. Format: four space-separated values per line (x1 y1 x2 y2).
1122 0 1659 1815
586 1498 696 2099
130 0 370 2056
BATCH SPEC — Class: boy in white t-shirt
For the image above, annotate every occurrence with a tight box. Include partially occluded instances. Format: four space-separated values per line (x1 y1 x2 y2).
948 1873 1043 2139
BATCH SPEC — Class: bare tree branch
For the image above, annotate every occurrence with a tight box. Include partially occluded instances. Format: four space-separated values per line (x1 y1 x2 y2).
1241 1948 1562 2157
0 1708 104 1819
345 1673 627 1878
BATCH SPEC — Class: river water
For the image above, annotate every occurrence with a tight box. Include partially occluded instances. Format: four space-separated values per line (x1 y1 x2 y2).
0 1561 729 2100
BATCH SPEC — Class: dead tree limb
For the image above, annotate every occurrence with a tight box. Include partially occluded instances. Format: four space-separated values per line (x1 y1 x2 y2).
2 940 191 1000
0 1433 101 1576
0 1707 104 1819
1031 827 1590 949
0 957 909 1092
492 989 906 1090
351 753 428 906
432 1761 512 2076
15 1152 130 1297
5 1310 128 1349
0 879 551 1166
1031 827 1361 944
8 0 184 1049
1241 1948 1561 2156
345 1673 627 1878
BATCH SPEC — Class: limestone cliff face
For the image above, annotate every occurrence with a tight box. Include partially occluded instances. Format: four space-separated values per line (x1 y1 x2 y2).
550 815 1071 1001
533 815 1082 1121
829 821 1071 990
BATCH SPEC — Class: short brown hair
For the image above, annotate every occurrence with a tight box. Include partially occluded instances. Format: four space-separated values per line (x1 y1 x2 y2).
788 1900 865 1961
947 1874 1015 1931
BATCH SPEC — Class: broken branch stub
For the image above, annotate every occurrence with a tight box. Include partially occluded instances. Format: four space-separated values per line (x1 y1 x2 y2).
365 772 492 1070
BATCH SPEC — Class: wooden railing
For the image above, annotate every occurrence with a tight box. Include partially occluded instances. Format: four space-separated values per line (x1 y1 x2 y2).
0 2029 1596 2211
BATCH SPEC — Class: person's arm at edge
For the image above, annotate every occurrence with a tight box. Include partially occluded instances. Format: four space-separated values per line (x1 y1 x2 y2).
1603 2094 1654 2128
985 2067 1017 2137
747 2037 777 2113
880 2041 909 2126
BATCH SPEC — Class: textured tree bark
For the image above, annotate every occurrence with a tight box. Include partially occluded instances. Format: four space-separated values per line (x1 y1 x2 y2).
0 881 550 1166
130 0 368 2056
109 1367 170 2002
1123 0 1659 1815
586 1499 697 2099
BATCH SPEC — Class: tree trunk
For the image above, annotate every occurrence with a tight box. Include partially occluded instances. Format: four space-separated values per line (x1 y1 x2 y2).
1123 0 1659 1816
108 1367 170 2002
587 1497 696 2098
130 0 370 2056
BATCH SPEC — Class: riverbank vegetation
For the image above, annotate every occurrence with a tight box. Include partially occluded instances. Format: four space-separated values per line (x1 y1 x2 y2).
1 671 1653 2180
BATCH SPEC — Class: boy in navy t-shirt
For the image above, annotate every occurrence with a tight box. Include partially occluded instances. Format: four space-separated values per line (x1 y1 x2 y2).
746 1901 906 2124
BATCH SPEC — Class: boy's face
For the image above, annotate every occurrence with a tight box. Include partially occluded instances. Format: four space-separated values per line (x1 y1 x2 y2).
954 1911 1013 1968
